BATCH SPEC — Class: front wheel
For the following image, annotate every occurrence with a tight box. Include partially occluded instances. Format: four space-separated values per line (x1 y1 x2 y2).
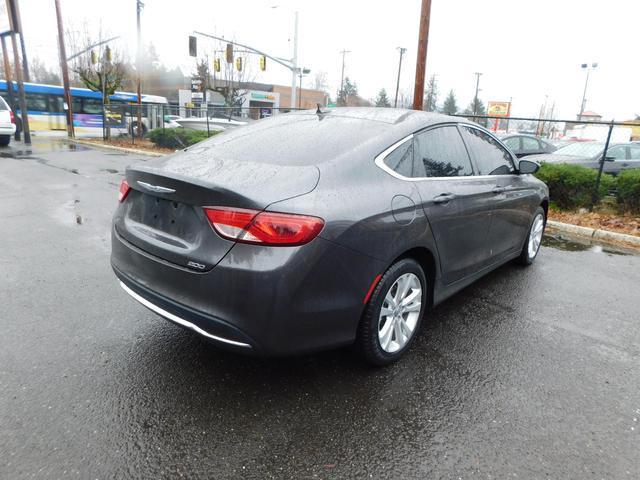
517 207 546 265
356 258 427 366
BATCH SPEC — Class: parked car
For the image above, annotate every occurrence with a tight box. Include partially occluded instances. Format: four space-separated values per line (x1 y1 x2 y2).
529 141 640 175
111 108 549 365
0 95 16 146
500 133 557 158
163 114 182 128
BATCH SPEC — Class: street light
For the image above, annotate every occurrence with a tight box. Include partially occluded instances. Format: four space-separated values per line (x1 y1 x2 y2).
298 67 311 109
578 62 598 120
270 5 299 110
394 47 406 108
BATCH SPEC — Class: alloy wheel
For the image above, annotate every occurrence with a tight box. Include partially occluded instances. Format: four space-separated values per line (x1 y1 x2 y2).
528 213 544 258
378 272 422 353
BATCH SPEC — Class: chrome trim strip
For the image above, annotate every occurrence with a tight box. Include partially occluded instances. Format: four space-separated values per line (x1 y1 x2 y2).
119 281 252 348
136 181 176 194
373 123 517 181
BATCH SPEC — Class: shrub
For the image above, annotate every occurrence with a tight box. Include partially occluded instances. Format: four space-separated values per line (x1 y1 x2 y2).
148 128 214 149
616 169 640 212
535 163 615 210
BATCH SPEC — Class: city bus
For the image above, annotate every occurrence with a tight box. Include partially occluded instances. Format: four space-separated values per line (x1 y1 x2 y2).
0 80 168 136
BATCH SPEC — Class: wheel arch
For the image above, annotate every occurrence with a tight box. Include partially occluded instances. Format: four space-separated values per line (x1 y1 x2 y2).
393 246 437 308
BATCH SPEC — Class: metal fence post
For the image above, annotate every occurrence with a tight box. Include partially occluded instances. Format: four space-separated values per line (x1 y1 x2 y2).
592 120 614 210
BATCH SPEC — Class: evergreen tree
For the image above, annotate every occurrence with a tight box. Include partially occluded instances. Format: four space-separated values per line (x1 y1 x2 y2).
423 75 438 112
337 77 358 106
375 88 391 107
463 97 488 126
442 90 459 115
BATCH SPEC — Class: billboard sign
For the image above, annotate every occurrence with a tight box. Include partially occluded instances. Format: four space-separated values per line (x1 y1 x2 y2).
487 101 511 117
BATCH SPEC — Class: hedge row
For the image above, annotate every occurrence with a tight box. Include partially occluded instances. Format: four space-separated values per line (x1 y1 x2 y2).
534 163 640 213
148 128 214 149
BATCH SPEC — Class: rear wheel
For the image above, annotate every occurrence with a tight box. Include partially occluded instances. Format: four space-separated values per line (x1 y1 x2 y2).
0 135 10 146
517 207 546 265
357 258 426 366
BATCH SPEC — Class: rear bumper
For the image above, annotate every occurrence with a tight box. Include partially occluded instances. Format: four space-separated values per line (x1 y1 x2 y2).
111 225 385 356
0 125 15 135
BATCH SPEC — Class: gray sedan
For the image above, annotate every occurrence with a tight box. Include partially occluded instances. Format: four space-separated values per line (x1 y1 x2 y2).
529 141 640 174
111 108 549 365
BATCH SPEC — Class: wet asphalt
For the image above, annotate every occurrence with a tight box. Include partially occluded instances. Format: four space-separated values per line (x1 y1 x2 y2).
1 139 639 479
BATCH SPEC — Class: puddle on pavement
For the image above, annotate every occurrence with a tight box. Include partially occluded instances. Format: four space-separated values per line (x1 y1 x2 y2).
542 232 632 256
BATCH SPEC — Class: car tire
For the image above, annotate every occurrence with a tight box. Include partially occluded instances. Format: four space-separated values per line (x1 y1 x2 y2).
356 258 427 366
517 206 546 266
0 135 10 146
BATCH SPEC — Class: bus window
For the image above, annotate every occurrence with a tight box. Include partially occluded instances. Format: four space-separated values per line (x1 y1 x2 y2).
72 97 82 114
48 95 64 113
82 98 102 114
26 93 48 112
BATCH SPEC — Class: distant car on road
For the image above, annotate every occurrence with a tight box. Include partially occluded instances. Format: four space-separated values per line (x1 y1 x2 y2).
500 134 556 158
529 141 640 175
111 108 549 365
0 95 16 146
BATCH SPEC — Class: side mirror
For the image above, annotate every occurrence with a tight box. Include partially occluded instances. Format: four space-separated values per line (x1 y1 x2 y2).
604 156 615 162
518 159 540 174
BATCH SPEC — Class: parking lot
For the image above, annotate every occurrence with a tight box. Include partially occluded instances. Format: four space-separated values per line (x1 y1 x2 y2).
1 140 639 479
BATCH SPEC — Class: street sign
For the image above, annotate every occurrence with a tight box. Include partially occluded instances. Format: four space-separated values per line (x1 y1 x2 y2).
189 36 197 57
192 92 203 100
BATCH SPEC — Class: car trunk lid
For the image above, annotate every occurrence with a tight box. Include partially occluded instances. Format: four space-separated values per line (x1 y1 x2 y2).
114 149 320 271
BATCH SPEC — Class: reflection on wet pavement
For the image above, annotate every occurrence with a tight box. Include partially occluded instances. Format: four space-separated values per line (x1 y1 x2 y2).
543 232 633 256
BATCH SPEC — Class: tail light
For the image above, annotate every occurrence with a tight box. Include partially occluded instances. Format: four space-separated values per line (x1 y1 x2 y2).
118 179 131 203
204 207 324 246
9 111 14 124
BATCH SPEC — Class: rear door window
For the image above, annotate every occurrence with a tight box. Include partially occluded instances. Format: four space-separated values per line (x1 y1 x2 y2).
0 96 8 110
502 137 520 151
460 126 515 175
522 137 541 152
412 126 474 177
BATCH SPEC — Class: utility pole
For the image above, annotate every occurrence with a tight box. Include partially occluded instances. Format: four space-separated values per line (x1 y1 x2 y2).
578 62 597 120
394 47 406 108
136 0 143 137
290 11 298 110
54 0 74 138
472 72 482 116
6 1 30 144
412 0 432 110
338 49 350 104
11 0 29 81
1 36 15 114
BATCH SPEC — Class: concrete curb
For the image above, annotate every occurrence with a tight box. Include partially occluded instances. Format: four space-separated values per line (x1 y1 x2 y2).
70 139 168 157
547 219 640 247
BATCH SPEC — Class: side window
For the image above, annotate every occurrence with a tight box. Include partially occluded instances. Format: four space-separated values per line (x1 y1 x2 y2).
629 146 640 160
72 97 82 114
606 146 626 160
82 98 103 114
383 139 414 178
412 126 473 177
522 137 540 151
26 93 48 112
460 126 515 175
503 137 520 150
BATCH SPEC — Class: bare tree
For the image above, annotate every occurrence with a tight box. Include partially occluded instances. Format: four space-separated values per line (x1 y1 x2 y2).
68 27 129 138
313 70 329 94
29 57 61 85
208 41 256 112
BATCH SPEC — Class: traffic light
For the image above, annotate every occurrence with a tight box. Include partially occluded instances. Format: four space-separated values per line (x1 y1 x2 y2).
259 55 266 71
104 46 112 63
236 57 242 72
214 58 221 73
226 43 233 63
188 36 197 57
90 50 97 65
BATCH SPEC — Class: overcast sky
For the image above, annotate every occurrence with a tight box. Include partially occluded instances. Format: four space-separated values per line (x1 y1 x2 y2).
19 0 640 120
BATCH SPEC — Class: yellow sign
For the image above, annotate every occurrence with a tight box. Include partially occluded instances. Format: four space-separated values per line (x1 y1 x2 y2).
487 101 511 117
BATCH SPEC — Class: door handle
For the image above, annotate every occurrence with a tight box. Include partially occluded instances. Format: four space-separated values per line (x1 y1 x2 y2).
433 193 455 204
491 186 506 194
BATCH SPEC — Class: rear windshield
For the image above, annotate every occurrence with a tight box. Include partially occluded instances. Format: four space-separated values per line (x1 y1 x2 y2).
197 113 394 166
0 96 8 111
